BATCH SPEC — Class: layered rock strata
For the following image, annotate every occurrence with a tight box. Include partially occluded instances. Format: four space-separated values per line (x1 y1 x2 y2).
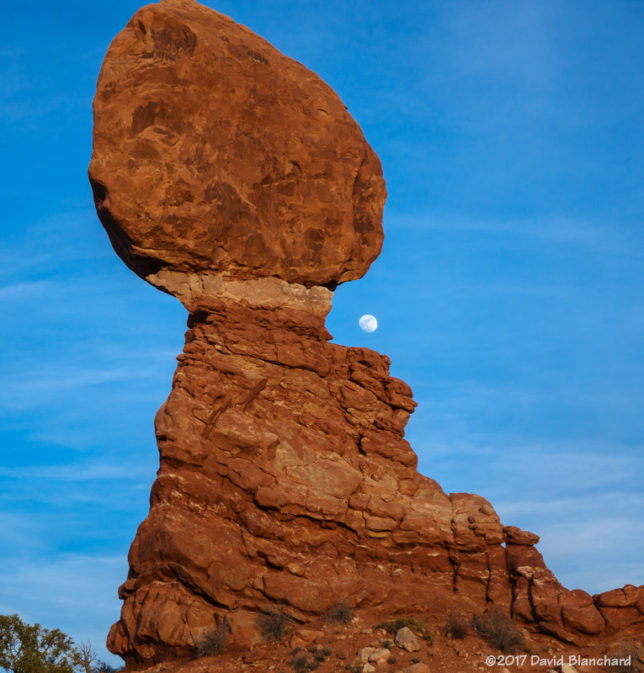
90 0 644 668
105 276 644 666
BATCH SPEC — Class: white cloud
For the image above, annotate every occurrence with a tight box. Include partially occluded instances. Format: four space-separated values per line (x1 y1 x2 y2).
0 280 58 300
386 212 636 254
0 461 151 482
411 422 643 594
0 368 148 414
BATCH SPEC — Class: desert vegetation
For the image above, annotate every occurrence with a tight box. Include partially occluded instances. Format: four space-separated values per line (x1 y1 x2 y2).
323 601 353 625
471 608 526 653
375 617 433 644
193 621 229 658
256 610 292 642
444 612 469 639
289 645 331 672
0 614 120 673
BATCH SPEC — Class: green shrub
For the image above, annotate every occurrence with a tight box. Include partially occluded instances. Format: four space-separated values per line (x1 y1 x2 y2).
375 617 433 644
0 614 79 673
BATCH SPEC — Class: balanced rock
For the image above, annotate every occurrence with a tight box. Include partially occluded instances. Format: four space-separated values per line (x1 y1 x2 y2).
89 0 385 290
91 0 644 669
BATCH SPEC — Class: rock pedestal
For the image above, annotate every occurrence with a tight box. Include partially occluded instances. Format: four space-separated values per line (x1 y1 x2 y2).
90 0 644 668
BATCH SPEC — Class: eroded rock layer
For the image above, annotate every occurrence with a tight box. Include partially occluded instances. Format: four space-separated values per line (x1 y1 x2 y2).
106 281 643 667
90 0 644 668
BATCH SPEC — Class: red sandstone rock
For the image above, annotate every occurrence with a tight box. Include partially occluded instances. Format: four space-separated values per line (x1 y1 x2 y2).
503 525 540 545
90 0 644 669
89 0 385 289
561 590 605 635
102 273 644 669
595 585 640 608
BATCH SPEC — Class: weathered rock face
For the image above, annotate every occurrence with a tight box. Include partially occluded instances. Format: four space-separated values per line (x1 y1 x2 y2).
90 1 644 669
89 0 385 289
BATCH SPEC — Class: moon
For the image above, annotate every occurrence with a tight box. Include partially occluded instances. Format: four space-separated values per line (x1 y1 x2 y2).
359 314 378 333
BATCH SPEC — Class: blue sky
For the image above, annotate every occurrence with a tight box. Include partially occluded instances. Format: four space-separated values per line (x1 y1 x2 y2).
1 0 643 664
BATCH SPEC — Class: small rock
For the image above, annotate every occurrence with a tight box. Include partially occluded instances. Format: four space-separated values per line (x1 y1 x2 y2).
560 665 578 673
395 627 421 653
298 629 322 643
355 647 376 664
362 665 376 673
369 648 391 664
399 663 430 673
289 635 307 649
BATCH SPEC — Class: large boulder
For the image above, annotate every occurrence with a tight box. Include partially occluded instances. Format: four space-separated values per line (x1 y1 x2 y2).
89 0 385 289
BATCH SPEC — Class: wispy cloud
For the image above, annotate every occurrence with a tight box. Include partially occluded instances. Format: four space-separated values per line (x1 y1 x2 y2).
386 212 638 254
411 426 643 592
443 2 557 87
0 280 57 300
0 209 113 282
417 426 643 488
0 367 156 413
0 93 89 123
0 461 151 482
0 513 49 553
500 505 644 593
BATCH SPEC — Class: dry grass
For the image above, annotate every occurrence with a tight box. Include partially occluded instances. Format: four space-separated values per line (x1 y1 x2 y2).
324 601 353 625
444 612 469 639
471 608 526 654
194 622 228 657
289 645 330 672
256 610 291 642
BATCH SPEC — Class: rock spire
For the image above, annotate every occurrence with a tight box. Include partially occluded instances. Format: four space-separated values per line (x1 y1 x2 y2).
90 1 644 668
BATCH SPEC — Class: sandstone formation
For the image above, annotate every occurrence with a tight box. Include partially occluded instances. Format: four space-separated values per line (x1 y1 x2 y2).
89 0 385 289
90 0 644 669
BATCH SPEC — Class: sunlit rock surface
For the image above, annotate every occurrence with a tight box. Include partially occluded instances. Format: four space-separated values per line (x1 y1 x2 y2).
90 0 644 667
